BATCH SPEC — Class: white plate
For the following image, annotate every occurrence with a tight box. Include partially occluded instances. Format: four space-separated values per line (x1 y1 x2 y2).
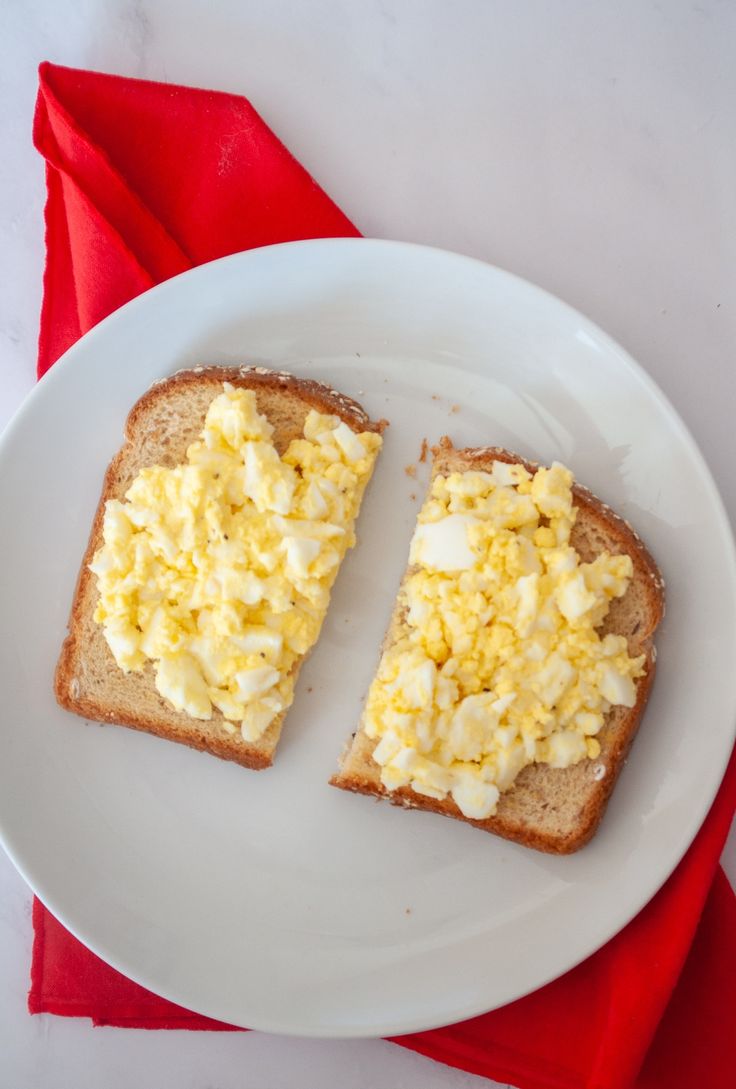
0 239 734 1037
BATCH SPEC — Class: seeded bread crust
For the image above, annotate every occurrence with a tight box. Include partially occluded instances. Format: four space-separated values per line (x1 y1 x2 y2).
330 439 665 853
55 366 386 770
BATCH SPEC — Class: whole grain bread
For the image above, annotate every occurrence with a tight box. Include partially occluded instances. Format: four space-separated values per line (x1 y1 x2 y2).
55 365 385 770
330 439 665 853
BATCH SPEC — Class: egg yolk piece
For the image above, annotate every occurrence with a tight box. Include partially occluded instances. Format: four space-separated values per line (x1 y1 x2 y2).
90 384 382 741
364 461 646 820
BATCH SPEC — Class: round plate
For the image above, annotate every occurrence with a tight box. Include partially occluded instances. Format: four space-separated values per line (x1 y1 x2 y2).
0 239 734 1037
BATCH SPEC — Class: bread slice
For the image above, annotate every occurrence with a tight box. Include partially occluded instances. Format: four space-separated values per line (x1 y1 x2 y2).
55 366 385 770
331 440 665 853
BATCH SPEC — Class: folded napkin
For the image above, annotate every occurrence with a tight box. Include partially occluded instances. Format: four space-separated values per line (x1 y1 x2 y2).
28 62 736 1089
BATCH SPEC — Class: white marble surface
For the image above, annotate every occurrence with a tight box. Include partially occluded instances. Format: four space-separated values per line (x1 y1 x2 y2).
1 1 734 1086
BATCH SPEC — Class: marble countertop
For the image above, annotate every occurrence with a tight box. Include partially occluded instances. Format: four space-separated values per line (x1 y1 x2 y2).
1 2 734 1086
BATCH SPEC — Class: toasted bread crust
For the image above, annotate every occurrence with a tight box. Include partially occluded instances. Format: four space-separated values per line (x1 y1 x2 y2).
54 680 277 770
331 441 665 853
55 366 386 769
137 365 386 437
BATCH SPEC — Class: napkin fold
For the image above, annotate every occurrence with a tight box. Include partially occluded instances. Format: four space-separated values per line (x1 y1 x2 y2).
29 62 736 1089
33 60 357 377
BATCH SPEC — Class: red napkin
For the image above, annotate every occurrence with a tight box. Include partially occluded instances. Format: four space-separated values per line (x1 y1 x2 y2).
28 62 736 1089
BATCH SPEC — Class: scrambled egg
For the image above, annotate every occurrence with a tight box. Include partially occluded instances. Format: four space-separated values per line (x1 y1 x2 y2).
364 460 645 820
90 383 382 740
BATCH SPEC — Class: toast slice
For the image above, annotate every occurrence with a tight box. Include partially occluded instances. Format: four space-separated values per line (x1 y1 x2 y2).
331 440 665 853
55 366 385 769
